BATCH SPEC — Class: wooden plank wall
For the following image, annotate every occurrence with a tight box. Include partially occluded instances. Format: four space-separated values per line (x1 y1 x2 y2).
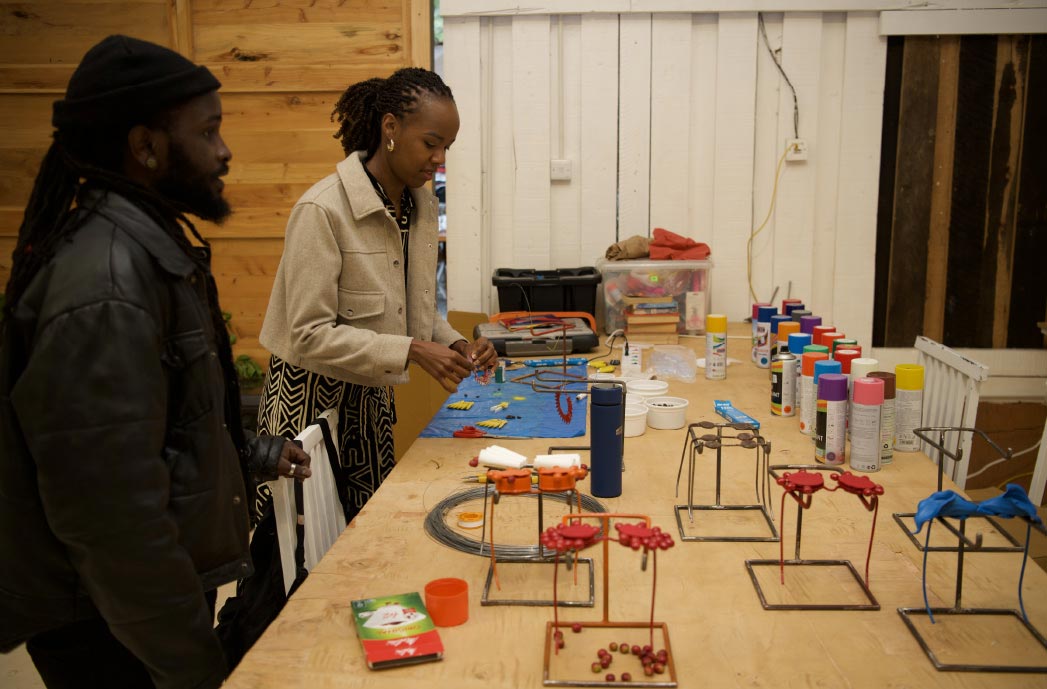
443 9 886 346
875 33 1047 349
0 0 431 368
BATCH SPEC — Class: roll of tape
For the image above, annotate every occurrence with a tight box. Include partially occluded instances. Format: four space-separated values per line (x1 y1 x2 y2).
457 511 485 529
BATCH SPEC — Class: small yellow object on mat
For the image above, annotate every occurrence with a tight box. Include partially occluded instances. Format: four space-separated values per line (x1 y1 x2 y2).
598 365 616 373
447 400 474 410
589 360 607 368
490 401 509 411
512 396 526 401
476 419 508 429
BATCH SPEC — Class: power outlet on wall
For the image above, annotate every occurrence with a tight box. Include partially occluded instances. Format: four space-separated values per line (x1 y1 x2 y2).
785 139 808 162
550 159 573 181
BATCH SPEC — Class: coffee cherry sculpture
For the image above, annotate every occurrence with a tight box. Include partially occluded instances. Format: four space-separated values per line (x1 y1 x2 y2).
540 515 676 680
776 469 884 586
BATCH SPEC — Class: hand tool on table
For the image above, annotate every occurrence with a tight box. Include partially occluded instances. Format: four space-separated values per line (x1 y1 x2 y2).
452 425 526 440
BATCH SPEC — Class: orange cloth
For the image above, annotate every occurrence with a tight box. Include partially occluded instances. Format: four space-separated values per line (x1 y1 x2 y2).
648 227 711 260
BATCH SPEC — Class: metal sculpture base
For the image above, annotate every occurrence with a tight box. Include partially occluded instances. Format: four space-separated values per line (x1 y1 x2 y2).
892 512 1023 553
899 517 1047 672
673 421 778 542
745 464 882 612
542 621 677 687
897 607 1047 673
894 426 1022 553
745 559 880 611
674 504 778 543
482 556 595 608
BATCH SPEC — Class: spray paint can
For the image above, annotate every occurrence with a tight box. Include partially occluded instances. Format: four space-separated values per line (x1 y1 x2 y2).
812 326 835 347
751 303 769 363
790 309 812 322
705 314 727 380
850 377 885 472
799 315 822 334
783 300 805 316
769 315 792 360
815 373 848 465
754 306 777 369
848 357 880 437
771 351 797 416
589 385 623 497
777 321 800 348
799 352 829 435
832 338 859 358
869 371 897 464
788 333 812 408
822 332 846 355
894 364 925 453
834 348 861 431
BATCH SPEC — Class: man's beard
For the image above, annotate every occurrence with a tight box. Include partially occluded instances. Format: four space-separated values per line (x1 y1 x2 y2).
155 143 231 224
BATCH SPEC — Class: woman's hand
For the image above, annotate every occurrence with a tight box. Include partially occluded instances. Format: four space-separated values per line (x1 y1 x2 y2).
466 337 498 370
276 440 312 481
410 339 472 393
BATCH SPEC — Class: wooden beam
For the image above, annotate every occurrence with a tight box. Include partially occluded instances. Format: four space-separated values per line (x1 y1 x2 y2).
170 0 194 56
884 35 937 346
922 35 959 343
988 35 1030 348
408 0 433 68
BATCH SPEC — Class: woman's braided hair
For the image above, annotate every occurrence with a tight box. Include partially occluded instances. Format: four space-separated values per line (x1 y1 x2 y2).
331 67 453 157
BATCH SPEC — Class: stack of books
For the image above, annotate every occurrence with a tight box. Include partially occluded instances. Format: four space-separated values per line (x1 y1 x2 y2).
624 297 680 335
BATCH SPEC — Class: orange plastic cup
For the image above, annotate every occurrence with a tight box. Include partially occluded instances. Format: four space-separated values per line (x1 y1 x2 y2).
424 578 469 627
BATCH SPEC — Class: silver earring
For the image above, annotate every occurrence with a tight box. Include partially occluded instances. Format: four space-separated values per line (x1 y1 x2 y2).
145 157 158 170
386 139 395 153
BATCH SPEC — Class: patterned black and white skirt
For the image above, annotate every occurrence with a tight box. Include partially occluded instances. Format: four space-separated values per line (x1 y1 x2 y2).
254 354 396 525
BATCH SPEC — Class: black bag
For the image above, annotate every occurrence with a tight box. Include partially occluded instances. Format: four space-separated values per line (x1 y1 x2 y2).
215 469 306 670
216 417 339 669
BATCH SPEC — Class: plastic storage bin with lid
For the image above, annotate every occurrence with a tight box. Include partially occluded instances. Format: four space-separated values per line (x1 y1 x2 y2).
597 258 713 335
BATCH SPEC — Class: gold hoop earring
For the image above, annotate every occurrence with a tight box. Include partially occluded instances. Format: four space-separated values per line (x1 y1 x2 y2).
145 157 158 170
386 139 395 153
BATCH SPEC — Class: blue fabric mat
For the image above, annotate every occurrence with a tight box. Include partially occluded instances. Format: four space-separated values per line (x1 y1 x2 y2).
420 365 588 438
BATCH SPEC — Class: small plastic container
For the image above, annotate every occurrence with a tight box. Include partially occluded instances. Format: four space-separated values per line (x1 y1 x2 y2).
626 379 669 400
424 578 469 627
624 404 648 437
645 396 689 430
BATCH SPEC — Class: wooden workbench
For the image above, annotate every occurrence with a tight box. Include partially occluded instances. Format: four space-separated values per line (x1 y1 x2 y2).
227 331 1047 688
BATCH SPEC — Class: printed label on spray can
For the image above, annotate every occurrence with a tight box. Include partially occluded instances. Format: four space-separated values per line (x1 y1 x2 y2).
850 402 881 472
799 375 815 434
755 322 771 368
895 389 923 452
706 332 727 380
771 355 796 416
815 400 828 460
879 398 896 464
823 399 846 465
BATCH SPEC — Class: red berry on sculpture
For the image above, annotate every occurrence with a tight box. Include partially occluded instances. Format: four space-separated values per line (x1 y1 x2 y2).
591 662 602 673
644 665 655 677
631 644 641 656
600 657 611 669
605 674 615 682
621 672 632 681
469 457 479 467
571 622 582 633
620 643 630 654
653 662 665 674
609 642 618 652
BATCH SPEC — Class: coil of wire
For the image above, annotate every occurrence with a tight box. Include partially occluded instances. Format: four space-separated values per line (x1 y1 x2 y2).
425 487 607 559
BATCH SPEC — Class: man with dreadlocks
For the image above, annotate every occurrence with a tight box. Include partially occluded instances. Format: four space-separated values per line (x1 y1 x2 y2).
258 67 497 524
0 36 311 688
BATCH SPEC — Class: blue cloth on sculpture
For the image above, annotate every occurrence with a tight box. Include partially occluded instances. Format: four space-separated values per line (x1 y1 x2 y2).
913 484 1042 533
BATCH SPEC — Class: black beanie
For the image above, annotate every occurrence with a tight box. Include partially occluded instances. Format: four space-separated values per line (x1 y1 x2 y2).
52 35 221 129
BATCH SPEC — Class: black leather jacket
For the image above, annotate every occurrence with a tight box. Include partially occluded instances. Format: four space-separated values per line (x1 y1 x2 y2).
0 191 284 688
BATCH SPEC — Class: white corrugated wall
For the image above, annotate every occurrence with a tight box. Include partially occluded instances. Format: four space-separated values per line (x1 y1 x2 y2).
443 7 886 344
